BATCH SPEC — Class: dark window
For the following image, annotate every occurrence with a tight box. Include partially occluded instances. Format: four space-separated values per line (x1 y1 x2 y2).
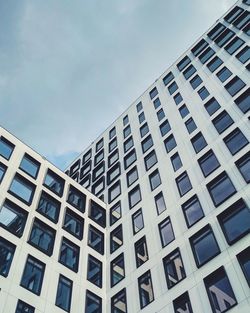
135 236 149 267
128 185 141 209
233 11 250 29
191 132 207 153
170 152 183 172
190 75 203 89
212 110 234 134
85 290 102 313
108 181 121 203
173 292 193 313
204 267 237 313
109 127 116 139
0 136 15 160
80 174 91 189
191 38 209 56
177 56 191 71
207 23 226 40
138 112 145 124
159 217 175 247
87 255 102 287
190 225 220 267
136 101 143 112
126 166 138 187
92 177 105 196
20 255 45 295
163 72 174 86
70 160 80 176
15 300 34 313
204 97 221 116
198 150 220 177
243 0 250 4
123 115 129 126
123 125 131 139
206 171 236 207
223 128 249 155
0 162 7 183
88 225 104 255
149 169 161 191
124 149 136 170
182 195 204 228
63 208 84 240
160 120 171 136
215 28 235 47
140 123 149 138
207 56 223 72
149 87 158 99
37 191 60 223
110 224 123 253
237 247 250 287
71 172 79 182
111 253 125 287
164 134 177 153
9 174 36 205
89 200 106 228
217 198 250 245
153 97 161 109
111 288 127 313
0 236 16 277
155 192 166 215
132 208 144 234
19 154 40 179
185 117 197 134
108 149 119 167
59 237 79 272
216 66 232 83
168 82 178 95
183 64 196 79
67 185 86 212
176 171 192 197
144 150 157 171
198 47 215 64
124 136 134 153
96 139 104 152
110 202 121 226
236 46 250 64
82 149 92 164
157 108 165 121
163 248 186 289
43 169 65 197
92 162 105 182
224 6 244 23
235 151 250 183
225 37 244 55
173 92 183 105
179 104 189 118
0 199 28 237
94 149 104 165
225 76 246 96
80 161 91 179
141 135 153 153
138 270 154 309
107 163 121 185
55 275 72 312
234 88 250 113
198 86 210 100
109 138 117 153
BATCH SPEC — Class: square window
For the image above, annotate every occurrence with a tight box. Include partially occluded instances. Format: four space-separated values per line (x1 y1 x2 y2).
158 217 175 247
110 201 121 226
128 185 141 209
204 97 221 116
138 270 154 309
182 195 204 228
109 138 117 153
124 136 134 153
110 224 123 253
135 236 149 267
198 149 220 177
0 136 15 160
234 88 250 113
212 110 234 134
170 152 183 172
198 86 210 100
173 92 183 105
225 76 246 96
198 47 215 64
0 236 16 277
138 112 145 124
191 132 207 153
144 150 157 171
87 255 102 288
164 134 177 153
0 162 7 183
237 247 250 287
67 185 86 212
109 127 116 139
43 169 65 197
108 181 121 204
63 208 84 240
177 56 191 71
19 154 40 179
136 102 143 112
215 29 235 47
88 225 104 255
123 125 131 139
37 191 61 223
183 64 196 80
126 166 138 187
216 66 232 83
111 288 127 313
107 163 121 185
207 56 223 72
190 75 203 89
157 108 165 121
85 290 102 313
149 169 161 191
168 82 178 95
190 225 220 267
55 275 73 312
160 120 171 136
123 115 129 126
140 123 149 138
235 151 250 183
223 128 249 155
132 208 144 234
108 149 119 167
9 173 36 205
96 139 104 152
206 171 236 207
149 87 158 99
236 46 250 64
191 38 209 56
207 23 226 40
155 192 166 215
179 104 189 118
111 253 125 287
89 200 106 228
15 300 34 313
176 171 192 197
163 72 174 86
225 37 244 55
94 149 104 165
173 292 193 313
59 237 80 272
153 97 161 109
141 135 153 153
185 117 197 134
124 149 137 170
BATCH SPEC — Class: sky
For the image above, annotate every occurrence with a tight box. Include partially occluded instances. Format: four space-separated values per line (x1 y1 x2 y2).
0 0 237 170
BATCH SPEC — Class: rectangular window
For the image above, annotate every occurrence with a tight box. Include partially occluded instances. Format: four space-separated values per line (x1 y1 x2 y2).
207 56 223 72
170 152 183 172
85 290 102 313
80 161 91 179
233 11 250 29
88 225 104 255
164 134 177 153
140 123 149 138
67 185 86 212
163 248 186 289
110 224 123 253
132 208 144 234
63 208 84 240
198 86 210 100
185 117 197 134
87 255 102 288
198 47 215 64
0 136 15 160
191 38 209 56
234 88 250 113
15 300 34 313
176 171 192 197
80 174 91 189
128 185 141 209
123 115 129 126
110 201 121 226
215 29 235 47
0 162 7 183
138 270 154 309
124 149 136 169
136 101 143 112
111 288 127 313
144 150 157 171
108 181 121 203
20 255 45 295
157 108 165 121
92 162 105 183
138 112 145 124
168 81 178 95
19 153 40 179
111 253 125 287
94 149 104 165
37 191 60 223
124 136 134 153
135 236 149 267
183 64 196 79
179 104 189 118
43 169 65 197
141 135 153 153
223 128 249 155
149 169 161 191
59 237 80 272
224 6 244 23
163 72 174 86
191 132 207 153
89 200 106 228
160 120 171 136
108 149 119 167
69 159 80 176
173 92 183 105
126 166 138 187
149 87 158 99
109 127 116 139
55 275 72 312
235 151 250 183
123 125 131 138
224 76 246 96
212 110 234 134
236 46 250 64
107 163 121 185
177 56 191 71
225 37 244 55
82 149 92 164
0 236 16 277
237 247 250 287
204 97 221 116
198 150 220 177
216 66 232 83
182 195 204 228
109 138 117 153
159 217 175 247
96 139 104 152
190 74 203 89
153 97 161 109
155 192 166 215
173 292 193 313
9 173 36 205
207 23 226 40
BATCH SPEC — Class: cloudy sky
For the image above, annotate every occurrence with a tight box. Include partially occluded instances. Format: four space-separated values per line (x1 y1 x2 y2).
0 0 236 170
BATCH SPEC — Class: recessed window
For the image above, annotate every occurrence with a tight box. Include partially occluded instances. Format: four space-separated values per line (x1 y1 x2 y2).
19 153 40 179
128 185 141 209
88 225 104 255
217 198 250 245
87 255 102 288
191 132 207 153
55 275 72 312
173 292 193 313
0 236 16 277
225 76 246 96
140 123 149 138
9 173 36 205
179 104 189 118
92 177 105 196
79 174 91 189
198 47 215 64
144 150 157 171
237 247 250 287
164 134 177 153
80 161 91 179
135 236 149 267
37 191 60 223
132 208 144 234
159 217 175 247
107 163 121 185
82 149 92 164
138 270 154 309
59 237 80 272
224 6 244 23
160 120 171 137
0 136 15 160
67 185 86 212
110 201 121 226
141 135 153 153
138 112 145 124
94 149 104 165
0 162 7 183
206 171 236 207
190 75 203 89
215 28 235 47
204 97 221 116
207 22 226 40
216 66 232 83
225 36 245 55
233 10 250 29
212 110 234 134
123 115 129 126
191 38 209 56
89 200 106 228
63 208 84 240
198 86 210 100
96 139 104 152
234 88 250 113
236 46 250 64
108 181 121 203
177 56 191 71
126 166 138 187
168 81 178 95
111 288 127 313
69 159 80 176
176 171 192 197
124 136 134 153
155 192 166 215
190 225 220 267
170 152 183 172
163 72 174 86
185 117 197 134
243 0 250 5
235 151 250 183
149 169 161 191
153 97 161 109
20 255 45 295
109 138 117 153
110 224 123 253
163 248 186 289
15 300 34 313
111 253 125 287
204 267 237 313
108 149 119 167
223 128 249 155
109 127 116 140
198 150 220 177
123 125 131 139
173 92 183 105
92 162 105 182
43 169 65 197
136 101 143 112
124 149 136 170
183 64 196 80
207 56 223 72
157 108 165 121
182 195 204 228
85 290 102 313
149 87 158 99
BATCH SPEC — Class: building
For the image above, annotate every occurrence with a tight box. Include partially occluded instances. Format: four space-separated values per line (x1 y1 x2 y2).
1 0 250 312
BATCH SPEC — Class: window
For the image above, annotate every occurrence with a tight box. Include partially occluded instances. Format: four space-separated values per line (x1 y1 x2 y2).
173 292 193 313
217 199 250 245
80 174 91 189
163 248 186 289
198 86 210 100
159 217 175 247
234 88 250 113
155 192 166 215
204 267 237 313
243 0 250 4
149 87 158 99
20 255 45 295
237 247 250 287
123 125 131 138
223 128 249 155
144 150 157 171
207 56 223 72
19 153 40 179
55 275 72 312
109 138 117 153
111 288 127 313
70 160 80 176
191 132 207 153
67 185 86 212
225 37 244 55
170 152 183 171
190 75 203 89
9 174 36 205
108 149 119 167
198 150 220 177
123 137 134 154
149 169 161 191
85 290 102 313
63 208 84 240
191 38 209 56
160 119 171 136
224 6 244 23
138 270 154 309
109 127 116 139
0 136 14 160
153 97 161 109
176 171 192 197
207 22 226 40
82 149 92 164
190 225 220 267
216 66 232 83
87 255 102 288
59 237 79 272
126 166 138 187
138 112 145 124
135 236 149 267
0 199 28 237
207 171 236 207
183 64 196 79
164 134 177 153
185 117 197 134
233 11 250 29
128 185 141 209
198 47 215 64
235 152 250 183
136 101 143 112
107 163 121 185
182 195 204 228
124 149 136 169
92 177 105 196
215 29 235 47
89 200 106 228
177 56 191 71
37 191 60 223
108 181 121 203
132 208 144 234
111 253 125 287
174 92 183 105
141 135 153 153
157 108 165 121
28 218 55 256
212 110 234 134
110 224 123 253
96 139 104 152
80 161 91 179
140 123 149 138
88 225 104 255
94 149 104 165
71 172 79 182
163 72 174 86
15 300 35 313
204 97 221 116
0 162 7 183
92 162 105 182
168 81 178 95
225 76 246 96
179 104 189 118
110 202 121 226
236 46 250 64
123 115 129 126
0 236 15 277
43 169 65 197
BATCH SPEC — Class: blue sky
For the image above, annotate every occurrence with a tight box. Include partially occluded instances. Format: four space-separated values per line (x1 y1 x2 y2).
0 0 236 170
